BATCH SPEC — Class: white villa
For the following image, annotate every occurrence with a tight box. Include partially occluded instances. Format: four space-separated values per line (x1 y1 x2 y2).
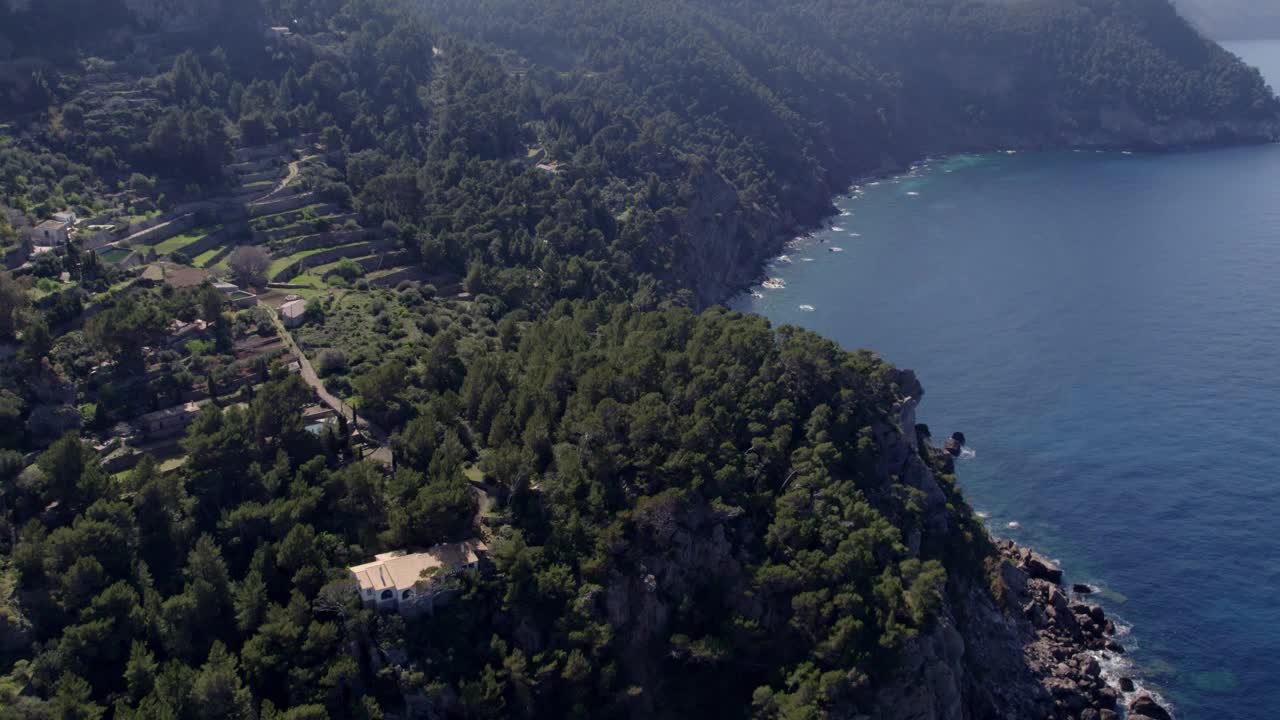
278 298 308 328
30 213 75 247
349 540 487 615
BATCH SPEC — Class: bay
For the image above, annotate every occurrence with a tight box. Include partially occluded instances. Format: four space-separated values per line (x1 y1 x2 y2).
735 39 1280 720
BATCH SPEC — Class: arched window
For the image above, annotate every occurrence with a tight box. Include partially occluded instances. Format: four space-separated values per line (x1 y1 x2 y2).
380 589 393 600
402 589 413 600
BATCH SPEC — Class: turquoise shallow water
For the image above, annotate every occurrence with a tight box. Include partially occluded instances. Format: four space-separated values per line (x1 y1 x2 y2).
735 39 1280 720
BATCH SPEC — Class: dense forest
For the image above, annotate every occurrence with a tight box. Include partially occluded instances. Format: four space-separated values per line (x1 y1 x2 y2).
0 0 1276 718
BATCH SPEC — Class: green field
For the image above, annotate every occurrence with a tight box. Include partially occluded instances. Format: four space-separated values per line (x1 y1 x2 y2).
152 225 221 255
193 243 231 268
268 242 369 280
250 203 332 229
99 247 132 264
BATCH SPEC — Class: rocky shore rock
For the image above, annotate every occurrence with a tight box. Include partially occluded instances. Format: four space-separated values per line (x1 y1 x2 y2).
1129 693 1174 720
983 537 1134 719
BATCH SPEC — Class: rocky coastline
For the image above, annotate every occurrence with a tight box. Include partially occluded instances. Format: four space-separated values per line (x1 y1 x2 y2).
883 426 1178 720
702 125 1280 716
841 371 1177 720
988 537 1173 720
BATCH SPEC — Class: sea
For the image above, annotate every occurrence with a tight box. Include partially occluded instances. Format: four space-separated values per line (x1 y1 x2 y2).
735 39 1280 720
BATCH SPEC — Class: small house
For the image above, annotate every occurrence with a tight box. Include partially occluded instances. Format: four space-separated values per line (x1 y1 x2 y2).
30 218 71 247
134 402 202 441
349 540 487 616
279 298 308 328
167 318 209 347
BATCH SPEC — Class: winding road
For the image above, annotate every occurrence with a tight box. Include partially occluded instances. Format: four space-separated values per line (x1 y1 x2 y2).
267 309 394 466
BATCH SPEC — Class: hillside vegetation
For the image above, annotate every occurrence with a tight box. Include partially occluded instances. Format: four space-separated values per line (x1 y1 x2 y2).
0 1 1275 718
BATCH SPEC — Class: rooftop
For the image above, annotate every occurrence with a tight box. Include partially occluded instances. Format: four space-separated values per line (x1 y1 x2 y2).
34 219 69 231
349 540 487 592
137 401 202 424
279 298 308 319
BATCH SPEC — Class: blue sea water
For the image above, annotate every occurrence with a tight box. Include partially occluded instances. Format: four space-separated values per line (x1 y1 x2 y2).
735 39 1280 720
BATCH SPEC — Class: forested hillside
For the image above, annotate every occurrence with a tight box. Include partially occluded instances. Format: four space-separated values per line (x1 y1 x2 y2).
0 0 1272 718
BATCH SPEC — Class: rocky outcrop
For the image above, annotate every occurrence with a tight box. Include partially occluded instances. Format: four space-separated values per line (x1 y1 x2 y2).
856 376 1140 719
1130 693 1174 720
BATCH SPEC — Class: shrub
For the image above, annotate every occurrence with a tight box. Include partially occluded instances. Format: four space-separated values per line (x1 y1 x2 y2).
316 348 348 376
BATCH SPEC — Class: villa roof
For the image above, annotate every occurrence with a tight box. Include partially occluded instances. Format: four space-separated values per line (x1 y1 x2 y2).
349 540 487 592
279 298 308 319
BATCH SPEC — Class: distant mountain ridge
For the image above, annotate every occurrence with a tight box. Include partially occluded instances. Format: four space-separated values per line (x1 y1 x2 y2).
1176 0 1280 40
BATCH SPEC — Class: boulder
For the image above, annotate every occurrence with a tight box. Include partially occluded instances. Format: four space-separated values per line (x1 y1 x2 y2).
914 423 932 443
1105 640 1126 654
1073 583 1094 594
1089 605 1106 624
1025 555 1064 584
1129 694 1173 720
1119 677 1135 692
1082 657 1101 677
943 431 966 456
1100 711 1119 720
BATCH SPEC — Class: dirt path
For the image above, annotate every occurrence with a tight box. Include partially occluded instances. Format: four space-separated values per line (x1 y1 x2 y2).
268 310 394 466
255 155 316 204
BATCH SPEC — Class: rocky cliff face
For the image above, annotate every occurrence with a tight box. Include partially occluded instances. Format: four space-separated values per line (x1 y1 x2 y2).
671 161 799 310
865 374 1133 720
589 367 1158 720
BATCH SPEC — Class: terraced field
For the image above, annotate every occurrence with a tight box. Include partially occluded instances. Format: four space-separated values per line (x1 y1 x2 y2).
151 226 221 256
193 241 234 268
267 241 370 280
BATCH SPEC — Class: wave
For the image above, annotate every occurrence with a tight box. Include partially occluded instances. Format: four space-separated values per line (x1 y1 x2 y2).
959 446 976 460
906 191 921 196
774 254 792 264
798 304 815 312
1006 521 1022 530
831 225 845 231
761 278 786 290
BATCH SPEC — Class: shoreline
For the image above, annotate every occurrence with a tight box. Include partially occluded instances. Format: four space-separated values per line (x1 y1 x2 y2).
987 534 1175 720
721 144 1235 717
724 133 1280 308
